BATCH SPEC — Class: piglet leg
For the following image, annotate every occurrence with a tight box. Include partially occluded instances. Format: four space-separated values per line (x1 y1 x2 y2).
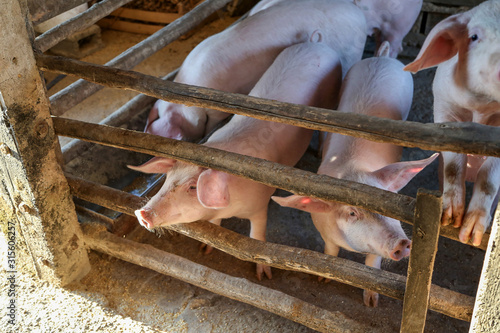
363 254 382 307
249 210 272 281
318 242 340 283
440 152 467 227
200 219 222 254
460 157 500 246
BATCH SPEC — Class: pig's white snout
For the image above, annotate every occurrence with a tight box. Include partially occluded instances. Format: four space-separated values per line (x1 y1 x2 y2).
389 239 411 261
135 207 155 229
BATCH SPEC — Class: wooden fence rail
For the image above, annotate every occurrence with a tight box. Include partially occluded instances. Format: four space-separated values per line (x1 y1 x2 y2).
61 69 178 164
82 223 370 333
56 118 418 224
39 53 500 157
35 0 135 53
57 117 490 249
47 0 233 116
28 0 89 25
67 174 474 321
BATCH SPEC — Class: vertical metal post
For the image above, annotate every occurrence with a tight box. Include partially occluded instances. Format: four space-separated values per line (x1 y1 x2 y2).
400 189 442 333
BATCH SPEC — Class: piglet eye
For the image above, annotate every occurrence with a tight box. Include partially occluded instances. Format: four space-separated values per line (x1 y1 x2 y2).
350 211 356 217
189 185 197 190
470 34 478 42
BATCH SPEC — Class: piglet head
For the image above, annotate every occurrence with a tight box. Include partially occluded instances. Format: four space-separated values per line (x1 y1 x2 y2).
128 157 231 230
144 100 186 141
404 2 500 101
272 195 411 260
272 153 438 260
355 0 423 58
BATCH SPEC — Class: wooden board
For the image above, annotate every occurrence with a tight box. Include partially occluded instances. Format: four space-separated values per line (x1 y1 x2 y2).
98 18 169 35
109 8 182 23
0 0 90 286
98 7 186 34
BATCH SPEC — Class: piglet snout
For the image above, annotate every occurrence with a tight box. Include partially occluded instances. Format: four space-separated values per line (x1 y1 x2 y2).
389 239 411 261
135 207 154 229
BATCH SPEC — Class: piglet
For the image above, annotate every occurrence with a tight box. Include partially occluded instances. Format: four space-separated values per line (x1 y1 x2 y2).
272 42 438 306
130 33 343 280
249 0 423 58
145 0 367 142
404 0 500 247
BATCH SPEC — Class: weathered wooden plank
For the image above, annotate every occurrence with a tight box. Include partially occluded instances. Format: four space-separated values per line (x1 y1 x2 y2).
61 68 178 164
28 0 89 25
401 190 442 333
97 18 169 35
58 119 491 249
59 121 417 224
39 54 500 157
0 0 89 285
470 203 500 332
35 0 135 53
48 0 234 116
424 0 484 7
82 223 370 333
64 155 487 249
108 8 183 23
66 175 474 321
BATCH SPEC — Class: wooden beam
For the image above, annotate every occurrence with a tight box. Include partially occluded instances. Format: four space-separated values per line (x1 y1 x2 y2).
0 0 90 286
64 156 488 250
108 8 183 23
61 68 179 164
58 121 490 248
469 203 500 332
48 0 233 116
75 205 114 232
82 223 371 333
39 54 500 157
35 0 135 53
401 190 442 333
423 0 484 7
60 122 417 224
28 0 89 25
67 175 474 321
97 18 168 35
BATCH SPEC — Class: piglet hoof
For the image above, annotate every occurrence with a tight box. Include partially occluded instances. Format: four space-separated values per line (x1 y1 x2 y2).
256 263 272 281
459 209 489 246
317 276 331 283
441 197 464 228
199 243 214 255
363 289 379 307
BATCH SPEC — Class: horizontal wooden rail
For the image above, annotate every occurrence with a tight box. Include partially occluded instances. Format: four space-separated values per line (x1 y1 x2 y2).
61 69 178 164
29 0 89 25
39 53 500 157
82 223 370 333
35 0 134 53
58 119 490 249
58 119 417 224
47 0 233 116
68 174 474 321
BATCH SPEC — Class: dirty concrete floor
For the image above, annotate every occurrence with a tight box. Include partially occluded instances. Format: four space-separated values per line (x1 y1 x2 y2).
1 12 486 333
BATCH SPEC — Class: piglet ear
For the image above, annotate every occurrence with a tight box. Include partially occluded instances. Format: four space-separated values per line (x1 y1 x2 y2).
376 41 391 57
127 157 177 174
371 153 439 192
272 195 332 213
197 169 230 209
404 13 470 73
144 100 187 140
